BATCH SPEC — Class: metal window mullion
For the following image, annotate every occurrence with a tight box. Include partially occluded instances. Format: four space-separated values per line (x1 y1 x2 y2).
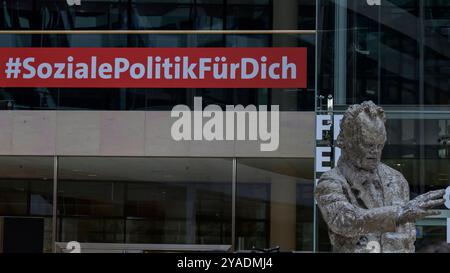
231 158 237 252
52 156 58 253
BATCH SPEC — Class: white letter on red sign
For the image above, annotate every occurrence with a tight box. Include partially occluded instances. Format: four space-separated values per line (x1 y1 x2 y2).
241 58 259 79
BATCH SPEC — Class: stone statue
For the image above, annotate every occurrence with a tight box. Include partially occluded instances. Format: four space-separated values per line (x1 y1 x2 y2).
315 101 445 253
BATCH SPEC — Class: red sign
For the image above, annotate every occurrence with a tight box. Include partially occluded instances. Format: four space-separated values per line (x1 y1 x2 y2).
0 47 307 88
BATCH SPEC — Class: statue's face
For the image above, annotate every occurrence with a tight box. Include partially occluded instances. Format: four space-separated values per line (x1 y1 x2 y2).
346 112 386 171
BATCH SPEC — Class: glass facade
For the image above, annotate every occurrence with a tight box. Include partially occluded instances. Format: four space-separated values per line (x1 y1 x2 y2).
317 0 450 252
0 0 450 253
57 157 232 245
0 0 318 253
236 158 314 251
318 0 450 107
0 0 316 111
0 0 314 31
0 156 314 252
0 156 54 252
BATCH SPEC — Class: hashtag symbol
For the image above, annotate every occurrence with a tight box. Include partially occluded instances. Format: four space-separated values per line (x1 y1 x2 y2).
5 58 22 79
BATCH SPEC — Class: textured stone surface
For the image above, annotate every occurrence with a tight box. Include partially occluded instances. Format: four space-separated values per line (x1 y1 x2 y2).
315 101 445 253
0 111 314 157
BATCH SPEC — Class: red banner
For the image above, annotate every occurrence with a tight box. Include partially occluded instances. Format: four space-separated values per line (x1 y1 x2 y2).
0 47 307 88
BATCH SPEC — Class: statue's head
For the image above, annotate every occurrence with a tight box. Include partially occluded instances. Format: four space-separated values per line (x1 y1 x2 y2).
336 101 387 171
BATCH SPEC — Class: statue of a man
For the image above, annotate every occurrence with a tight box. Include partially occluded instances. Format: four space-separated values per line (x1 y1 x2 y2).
315 101 445 253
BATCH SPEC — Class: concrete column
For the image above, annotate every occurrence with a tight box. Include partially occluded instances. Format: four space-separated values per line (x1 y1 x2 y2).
272 0 299 110
273 0 298 32
270 179 297 251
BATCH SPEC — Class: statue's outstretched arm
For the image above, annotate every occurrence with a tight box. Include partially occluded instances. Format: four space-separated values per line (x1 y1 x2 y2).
315 178 400 237
315 176 445 238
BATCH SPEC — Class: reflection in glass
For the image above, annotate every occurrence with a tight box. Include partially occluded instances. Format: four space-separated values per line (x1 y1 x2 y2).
383 115 450 198
0 156 53 252
318 0 450 108
57 157 232 245
236 158 314 251
0 33 315 111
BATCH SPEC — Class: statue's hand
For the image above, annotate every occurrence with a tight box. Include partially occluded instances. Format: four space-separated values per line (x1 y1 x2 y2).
397 189 445 225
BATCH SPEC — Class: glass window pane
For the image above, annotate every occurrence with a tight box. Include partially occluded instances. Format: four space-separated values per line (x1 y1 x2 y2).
58 157 232 245
0 156 53 252
383 114 450 252
236 158 314 251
